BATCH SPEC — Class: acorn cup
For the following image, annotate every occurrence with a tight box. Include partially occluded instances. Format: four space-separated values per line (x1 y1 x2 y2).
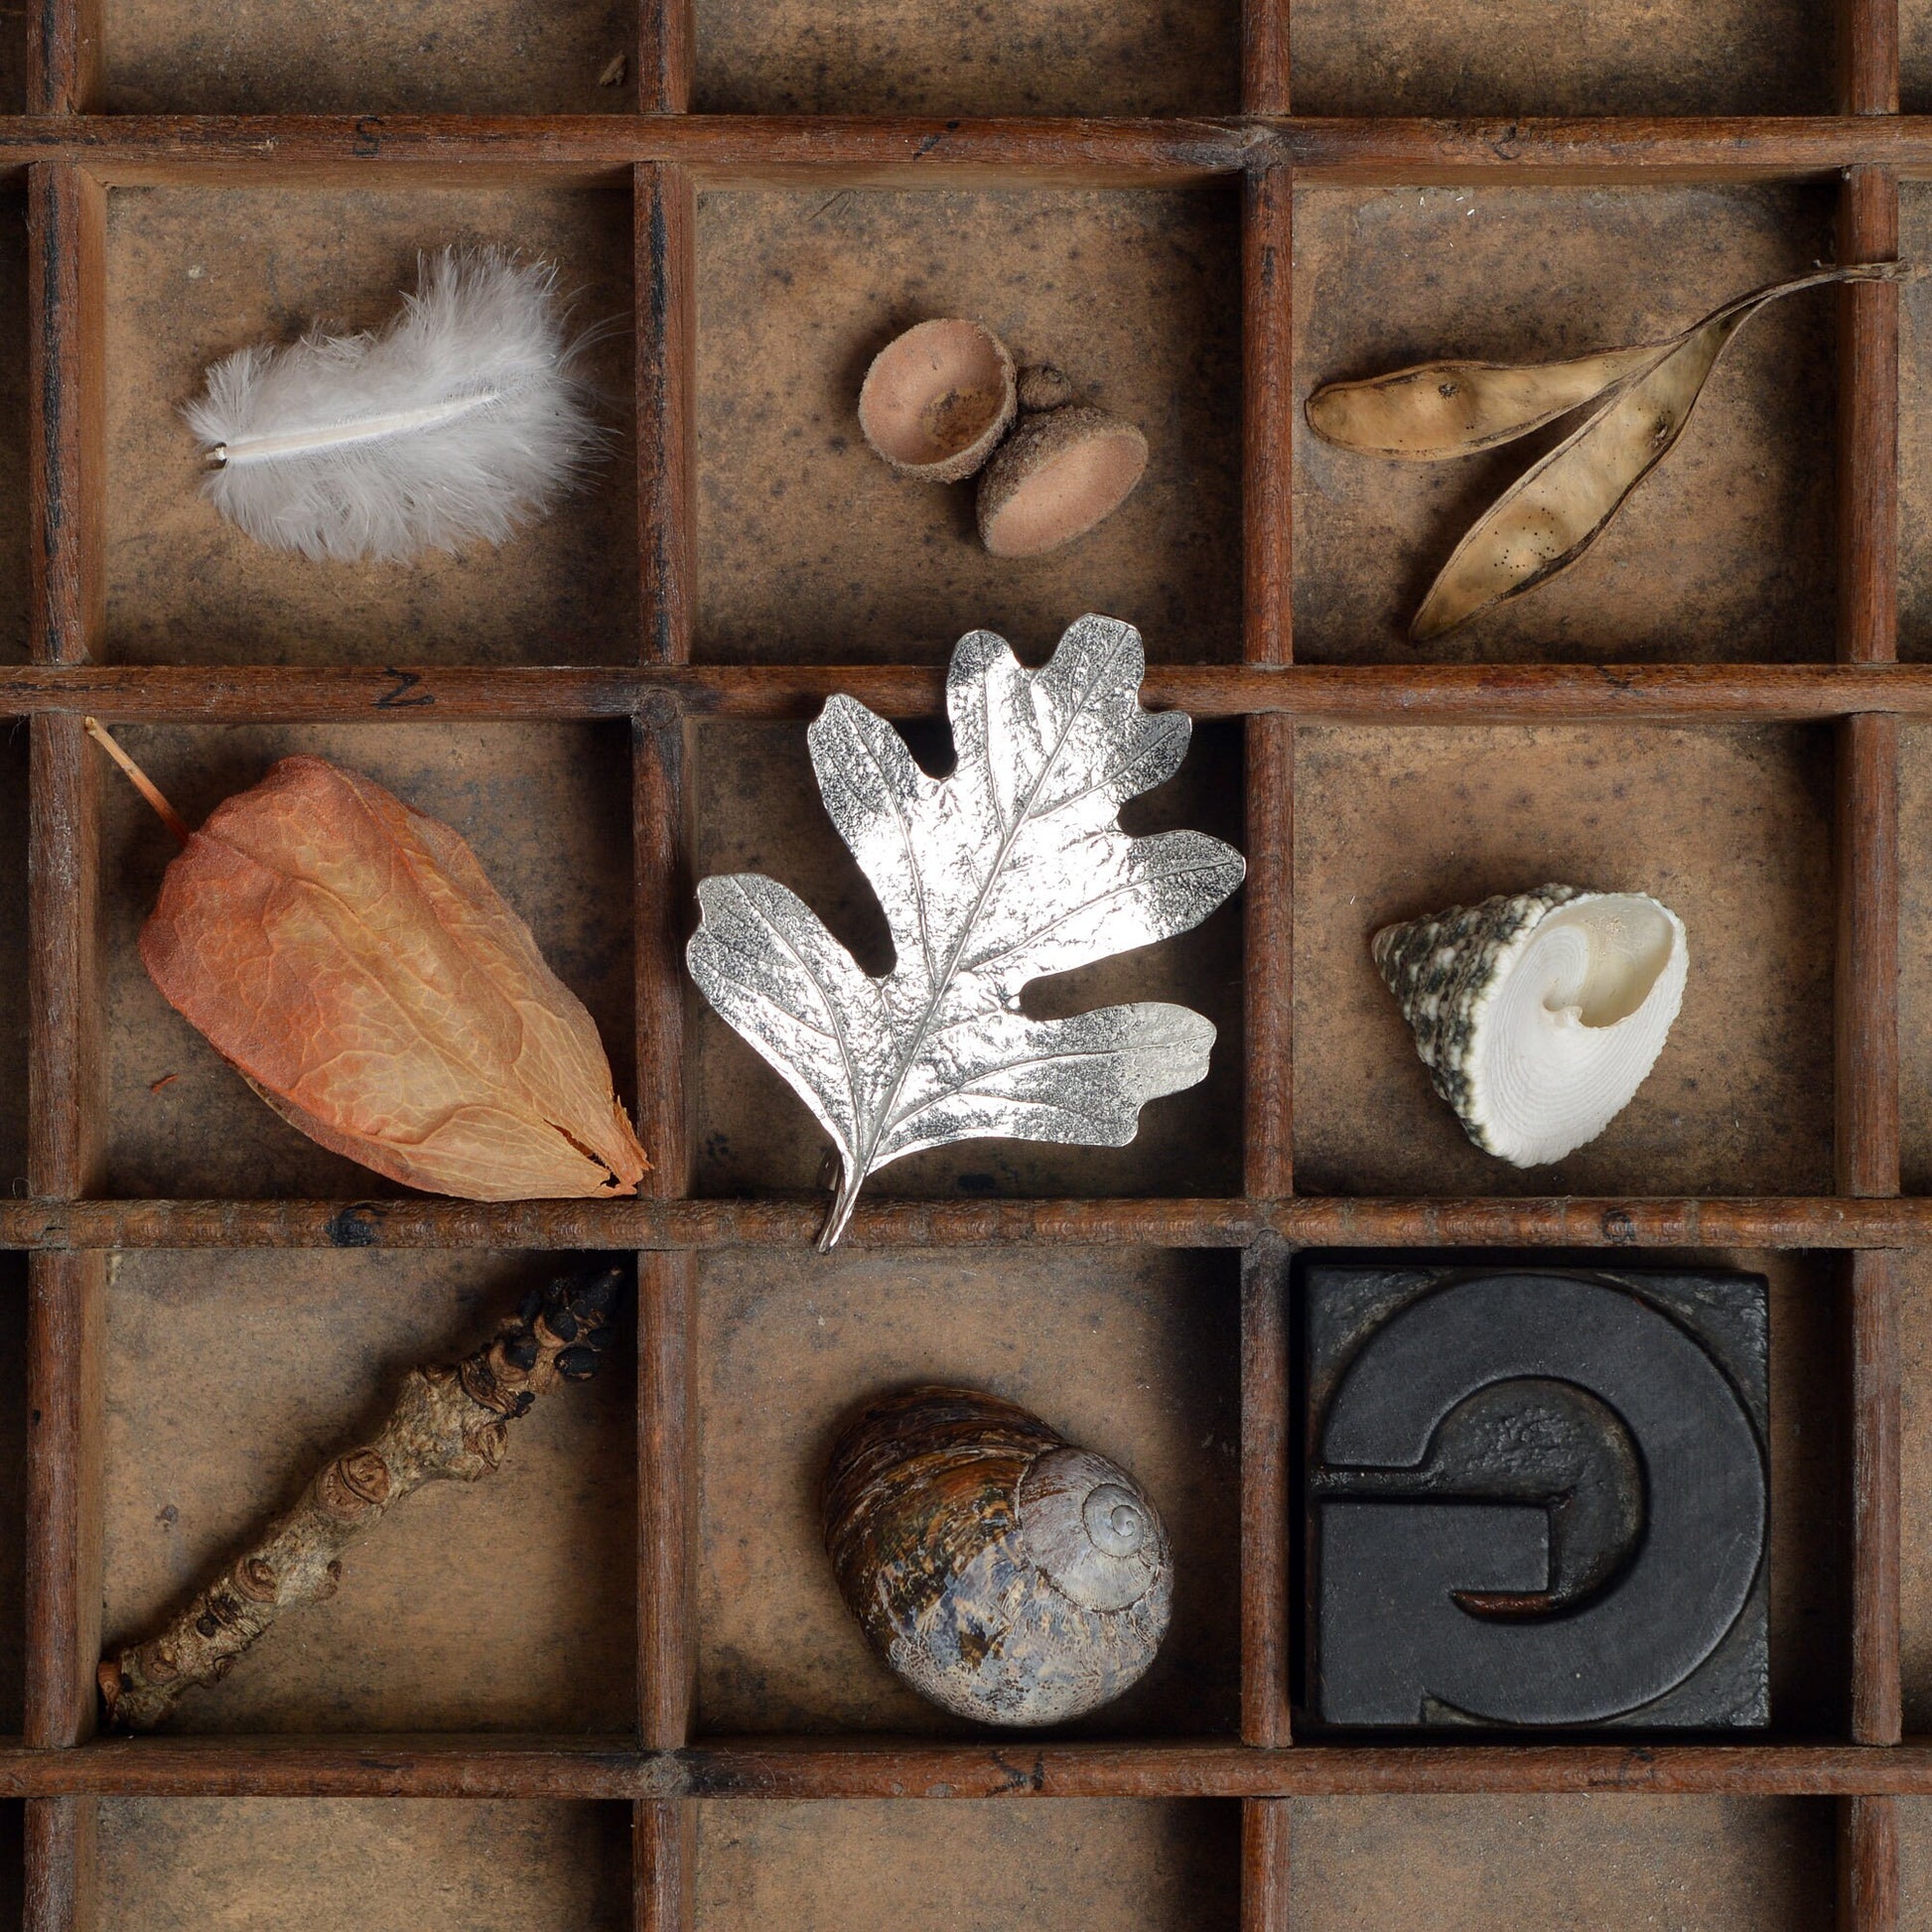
822 1385 1173 1726
857 318 1018 483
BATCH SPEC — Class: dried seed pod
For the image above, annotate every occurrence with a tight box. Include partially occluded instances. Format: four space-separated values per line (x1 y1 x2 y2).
823 1386 1173 1725
976 367 1148 558
1373 885 1688 1167
858 319 1018 483
1306 344 1663 461
1399 263 1911 640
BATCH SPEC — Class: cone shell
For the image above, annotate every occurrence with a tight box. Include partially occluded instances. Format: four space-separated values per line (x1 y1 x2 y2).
976 403 1148 557
822 1386 1173 1726
857 319 1018 483
1372 883 1688 1167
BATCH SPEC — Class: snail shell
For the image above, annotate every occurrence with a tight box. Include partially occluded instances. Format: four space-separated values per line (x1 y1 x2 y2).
822 1385 1173 1725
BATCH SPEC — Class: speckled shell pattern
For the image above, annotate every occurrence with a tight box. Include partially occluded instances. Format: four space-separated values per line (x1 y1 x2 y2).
821 1386 1173 1726
1370 884 1583 1147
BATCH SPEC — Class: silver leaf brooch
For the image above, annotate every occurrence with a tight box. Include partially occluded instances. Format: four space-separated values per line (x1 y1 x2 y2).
686 613 1248 1249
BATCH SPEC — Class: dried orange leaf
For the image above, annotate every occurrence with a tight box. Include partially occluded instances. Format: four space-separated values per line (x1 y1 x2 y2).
139 756 648 1200
1410 263 1911 641
1306 342 1665 461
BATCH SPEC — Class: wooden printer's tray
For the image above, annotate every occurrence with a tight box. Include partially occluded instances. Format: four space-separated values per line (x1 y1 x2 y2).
3 0 1932 1922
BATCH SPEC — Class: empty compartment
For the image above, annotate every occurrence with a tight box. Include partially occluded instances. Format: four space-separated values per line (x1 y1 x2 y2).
1899 1250 1932 1725
95 722 635 1199
1903 9 1932 117
0 731 26 1194
1292 0 1829 115
1895 728 1932 1187
0 190 26 660
693 0 1236 114
699 1800 1241 1928
695 1245 1240 1735
100 0 634 112
1895 189 1932 663
1293 725 1834 1197
103 185 636 665
1293 184 1837 665
95 1798 632 1927
0 1806 16 1923
690 715 1244 1202
100 1250 635 1732
696 189 1241 666
1902 1799 1932 1920
0 1260 23 1733
1288 1795 1834 1929
1293 1248 1845 1738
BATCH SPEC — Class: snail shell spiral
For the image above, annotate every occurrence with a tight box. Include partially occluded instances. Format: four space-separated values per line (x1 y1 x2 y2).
821 1385 1173 1725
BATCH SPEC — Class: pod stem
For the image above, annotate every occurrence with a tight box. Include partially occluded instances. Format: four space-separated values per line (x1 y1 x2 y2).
83 717 191 847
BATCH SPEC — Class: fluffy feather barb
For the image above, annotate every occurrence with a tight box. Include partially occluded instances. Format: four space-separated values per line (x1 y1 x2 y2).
186 248 606 563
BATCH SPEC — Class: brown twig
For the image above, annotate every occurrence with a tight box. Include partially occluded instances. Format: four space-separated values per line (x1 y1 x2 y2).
98 1266 624 1731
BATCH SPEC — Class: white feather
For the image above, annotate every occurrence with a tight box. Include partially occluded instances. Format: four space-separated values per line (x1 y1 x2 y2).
185 248 607 564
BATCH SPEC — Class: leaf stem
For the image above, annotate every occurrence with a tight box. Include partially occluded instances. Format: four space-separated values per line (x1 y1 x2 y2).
818 1158 864 1252
83 717 192 846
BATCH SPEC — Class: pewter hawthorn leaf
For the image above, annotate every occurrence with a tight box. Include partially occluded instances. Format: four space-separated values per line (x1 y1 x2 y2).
686 615 1246 1248
139 756 648 1200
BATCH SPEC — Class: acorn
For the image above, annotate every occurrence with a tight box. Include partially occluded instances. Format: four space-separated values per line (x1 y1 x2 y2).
976 364 1149 558
822 1385 1173 1726
857 319 1018 483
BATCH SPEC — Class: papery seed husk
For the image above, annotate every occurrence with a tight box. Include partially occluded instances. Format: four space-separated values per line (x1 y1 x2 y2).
140 756 648 1200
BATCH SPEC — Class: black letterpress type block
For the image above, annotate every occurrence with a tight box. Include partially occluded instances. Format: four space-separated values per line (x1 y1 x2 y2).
1304 1265 1770 1729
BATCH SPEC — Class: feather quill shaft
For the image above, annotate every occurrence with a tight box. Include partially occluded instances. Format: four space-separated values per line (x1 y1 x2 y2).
186 248 606 563
211 392 498 467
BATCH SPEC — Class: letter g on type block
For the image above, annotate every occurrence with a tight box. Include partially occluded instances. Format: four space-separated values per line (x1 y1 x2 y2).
1304 1265 1770 1730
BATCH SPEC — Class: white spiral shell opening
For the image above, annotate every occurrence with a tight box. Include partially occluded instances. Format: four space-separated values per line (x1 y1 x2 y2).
1467 892 1688 1166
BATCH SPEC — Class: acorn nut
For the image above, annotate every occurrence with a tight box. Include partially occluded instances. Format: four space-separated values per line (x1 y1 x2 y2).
977 366 1149 558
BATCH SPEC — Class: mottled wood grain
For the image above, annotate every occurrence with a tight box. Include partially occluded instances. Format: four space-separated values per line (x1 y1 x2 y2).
0 1260 25 1735
1293 1 1831 116
93 1797 632 1929
1895 1249 1932 1730
691 0 1237 116
1287 1796 1835 1930
0 192 27 660
695 1799 1241 1930
0 729 27 1194
99 0 636 114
